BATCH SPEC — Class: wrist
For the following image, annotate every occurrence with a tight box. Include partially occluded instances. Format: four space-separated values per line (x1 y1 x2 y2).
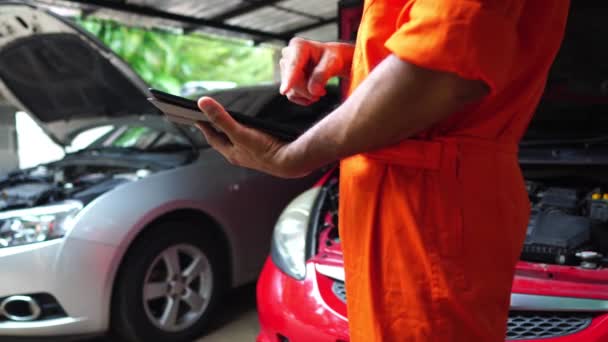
273 141 315 179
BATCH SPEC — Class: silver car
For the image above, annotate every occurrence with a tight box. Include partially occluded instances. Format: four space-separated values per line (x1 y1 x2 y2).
0 3 337 341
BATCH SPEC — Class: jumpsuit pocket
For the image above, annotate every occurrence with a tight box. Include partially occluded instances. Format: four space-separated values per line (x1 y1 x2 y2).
431 143 470 293
435 144 465 259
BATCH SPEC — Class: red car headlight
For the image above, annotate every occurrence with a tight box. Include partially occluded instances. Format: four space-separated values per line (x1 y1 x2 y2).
271 187 321 280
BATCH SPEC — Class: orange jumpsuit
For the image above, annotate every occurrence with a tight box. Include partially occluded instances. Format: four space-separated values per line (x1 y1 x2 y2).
339 1 570 341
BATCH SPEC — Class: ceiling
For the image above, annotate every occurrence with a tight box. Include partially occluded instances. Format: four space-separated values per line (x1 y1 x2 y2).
34 0 340 44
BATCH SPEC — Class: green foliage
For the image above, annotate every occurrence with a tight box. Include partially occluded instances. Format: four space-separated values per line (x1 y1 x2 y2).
77 18 275 94
111 126 150 148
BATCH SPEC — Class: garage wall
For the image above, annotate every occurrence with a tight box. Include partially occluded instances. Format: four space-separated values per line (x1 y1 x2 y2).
0 105 18 175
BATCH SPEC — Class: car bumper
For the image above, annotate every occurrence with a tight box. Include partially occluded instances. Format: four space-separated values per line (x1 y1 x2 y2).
257 258 349 342
257 257 608 342
0 237 118 337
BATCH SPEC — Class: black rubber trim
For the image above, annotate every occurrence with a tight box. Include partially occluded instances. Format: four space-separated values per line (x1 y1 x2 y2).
306 187 327 260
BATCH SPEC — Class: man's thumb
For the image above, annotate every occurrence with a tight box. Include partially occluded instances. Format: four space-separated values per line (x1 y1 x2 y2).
307 52 338 96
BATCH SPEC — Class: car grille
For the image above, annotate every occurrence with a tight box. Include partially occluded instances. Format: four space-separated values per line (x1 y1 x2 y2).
331 280 592 340
506 312 592 340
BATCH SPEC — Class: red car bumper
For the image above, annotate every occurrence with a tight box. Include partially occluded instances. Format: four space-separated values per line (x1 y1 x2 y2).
258 256 608 342
257 258 349 342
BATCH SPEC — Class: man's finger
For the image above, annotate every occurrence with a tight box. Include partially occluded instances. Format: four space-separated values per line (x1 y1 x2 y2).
195 122 233 163
286 89 319 106
286 96 313 106
307 51 339 96
280 58 307 95
280 39 310 95
197 97 242 141
286 84 315 101
195 121 231 148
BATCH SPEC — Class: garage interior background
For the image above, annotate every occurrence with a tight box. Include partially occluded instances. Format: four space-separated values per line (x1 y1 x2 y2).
0 0 363 174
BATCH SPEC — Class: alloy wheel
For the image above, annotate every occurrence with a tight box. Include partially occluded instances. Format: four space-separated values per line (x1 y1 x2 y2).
142 243 213 332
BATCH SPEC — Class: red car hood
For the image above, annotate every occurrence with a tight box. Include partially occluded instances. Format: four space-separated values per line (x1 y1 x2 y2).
312 241 608 301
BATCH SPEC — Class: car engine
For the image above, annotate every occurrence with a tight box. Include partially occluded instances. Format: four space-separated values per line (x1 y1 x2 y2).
0 162 151 211
522 181 608 268
316 172 608 270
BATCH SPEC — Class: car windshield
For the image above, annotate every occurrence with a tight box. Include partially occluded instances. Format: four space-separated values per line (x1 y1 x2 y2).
67 125 192 153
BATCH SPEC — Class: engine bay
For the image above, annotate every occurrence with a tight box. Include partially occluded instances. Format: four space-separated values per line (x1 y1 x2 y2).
316 171 608 270
0 161 152 211
523 180 608 269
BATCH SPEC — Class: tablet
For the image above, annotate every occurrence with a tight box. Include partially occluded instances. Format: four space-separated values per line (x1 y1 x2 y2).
148 88 301 142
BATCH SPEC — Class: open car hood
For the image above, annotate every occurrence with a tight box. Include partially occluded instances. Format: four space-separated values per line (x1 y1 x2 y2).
522 2 608 142
0 2 159 145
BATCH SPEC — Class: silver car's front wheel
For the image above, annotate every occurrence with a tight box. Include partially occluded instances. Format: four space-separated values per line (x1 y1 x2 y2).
111 221 228 342
142 244 213 332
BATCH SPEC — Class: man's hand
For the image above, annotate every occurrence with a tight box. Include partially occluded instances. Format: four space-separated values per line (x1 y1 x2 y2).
280 38 354 106
197 54 488 179
195 97 311 178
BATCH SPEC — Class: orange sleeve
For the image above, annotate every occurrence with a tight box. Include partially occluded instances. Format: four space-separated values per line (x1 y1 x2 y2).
385 0 520 93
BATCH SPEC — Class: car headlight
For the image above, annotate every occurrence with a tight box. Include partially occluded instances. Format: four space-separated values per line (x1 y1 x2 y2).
271 187 321 280
0 201 83 248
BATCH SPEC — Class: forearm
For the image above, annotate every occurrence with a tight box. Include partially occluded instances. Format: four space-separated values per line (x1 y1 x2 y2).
282 55 488 175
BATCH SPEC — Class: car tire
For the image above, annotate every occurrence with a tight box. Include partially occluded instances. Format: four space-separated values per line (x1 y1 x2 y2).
110 219 228 342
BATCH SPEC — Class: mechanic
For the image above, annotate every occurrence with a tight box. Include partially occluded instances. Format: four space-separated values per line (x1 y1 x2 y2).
195 0 569 341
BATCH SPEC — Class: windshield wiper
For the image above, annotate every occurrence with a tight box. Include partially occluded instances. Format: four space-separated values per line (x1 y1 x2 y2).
69 146 144 155
145 144 193 152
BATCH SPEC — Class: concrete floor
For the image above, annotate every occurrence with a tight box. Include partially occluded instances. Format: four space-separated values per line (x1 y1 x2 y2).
194 284 259 342
88 284 259 342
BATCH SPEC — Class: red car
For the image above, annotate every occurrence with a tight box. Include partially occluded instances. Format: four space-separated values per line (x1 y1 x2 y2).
259 166 608 342
257 3 608 341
